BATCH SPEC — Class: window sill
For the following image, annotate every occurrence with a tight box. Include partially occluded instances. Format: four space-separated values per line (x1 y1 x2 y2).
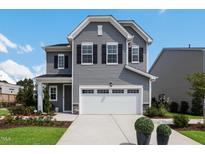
49 99 57 101
106 63 118 65
131 61 139 64
81 63 94 65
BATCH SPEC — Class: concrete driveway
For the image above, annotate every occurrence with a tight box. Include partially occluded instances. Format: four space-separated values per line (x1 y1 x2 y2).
57 115 200 145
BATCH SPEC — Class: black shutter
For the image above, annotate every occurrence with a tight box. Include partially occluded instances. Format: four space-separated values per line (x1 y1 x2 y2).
54 55 58 68
65 55 68 68
102 44 106 64
77 44 81 64
139 47 144 62
128 47 132 63
93 44 97 64
118 44 123 64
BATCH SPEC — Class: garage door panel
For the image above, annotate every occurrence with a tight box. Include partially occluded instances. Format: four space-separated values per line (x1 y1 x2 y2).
80 87 142 114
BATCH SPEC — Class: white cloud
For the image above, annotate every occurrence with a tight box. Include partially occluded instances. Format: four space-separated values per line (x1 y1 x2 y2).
32 63 46 76
159 9 167 14
0 59 34 83
0 33 17 49
18 44 33 54
0 70 16 84
0 42 8 53
0 33 33 54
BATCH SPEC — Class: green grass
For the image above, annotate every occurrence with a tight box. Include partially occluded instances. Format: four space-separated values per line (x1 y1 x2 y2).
0 126 66 145
180 131 205 144
165 112 203 119
0 108 10 116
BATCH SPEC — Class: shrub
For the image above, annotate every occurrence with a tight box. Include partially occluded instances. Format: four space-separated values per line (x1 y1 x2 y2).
145 106 166 117
9 106 36 115
134 117 154 135
169 102 179 113
9 105 25 115
191 97 203 116
43 86 51 113
24 106 36 115
157 124 171 136
173 115 189 128
180 101 189 114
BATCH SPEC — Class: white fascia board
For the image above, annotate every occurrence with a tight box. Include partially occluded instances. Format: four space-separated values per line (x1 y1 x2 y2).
119 21 153 44
125 65 158 80
35 77 72 83
68 16 132 40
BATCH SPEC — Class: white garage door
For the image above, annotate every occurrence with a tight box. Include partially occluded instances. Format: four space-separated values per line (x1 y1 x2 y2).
79 87 142 114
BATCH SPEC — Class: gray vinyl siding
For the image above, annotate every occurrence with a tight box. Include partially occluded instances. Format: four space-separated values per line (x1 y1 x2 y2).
123 26 147 72
150 49 203 104
47 83 72 112
46 51 72 74
73 22 149 104
48 83 63 112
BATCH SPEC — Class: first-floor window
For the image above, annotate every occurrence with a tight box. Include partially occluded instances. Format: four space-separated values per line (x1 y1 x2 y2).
107 42 118 64
58 54 65 69
49 86 57 101
81 43 93 64
132 45 139 63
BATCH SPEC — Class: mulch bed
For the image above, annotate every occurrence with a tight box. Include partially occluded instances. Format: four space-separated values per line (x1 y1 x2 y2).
148 116 171 119
0 119 72 129
170 124 205 131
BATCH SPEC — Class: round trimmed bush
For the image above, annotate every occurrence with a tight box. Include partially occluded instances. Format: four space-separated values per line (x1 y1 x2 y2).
157 124 171 136
173 115 189 128
134 117 154 135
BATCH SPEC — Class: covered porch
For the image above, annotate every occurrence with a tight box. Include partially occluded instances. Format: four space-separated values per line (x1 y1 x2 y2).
35 74 72 113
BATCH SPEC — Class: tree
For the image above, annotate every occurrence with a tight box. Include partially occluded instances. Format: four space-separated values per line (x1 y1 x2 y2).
187 72 205 124
16 79 36 107
43 86 51 113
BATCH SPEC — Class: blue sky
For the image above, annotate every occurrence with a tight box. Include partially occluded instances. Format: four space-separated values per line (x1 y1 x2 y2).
0 9 205 83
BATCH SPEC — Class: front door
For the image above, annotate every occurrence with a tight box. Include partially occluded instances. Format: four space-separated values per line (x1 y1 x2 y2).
64 85 72 112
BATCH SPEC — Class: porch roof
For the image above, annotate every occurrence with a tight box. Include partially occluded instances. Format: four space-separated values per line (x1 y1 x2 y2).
35 74 72 83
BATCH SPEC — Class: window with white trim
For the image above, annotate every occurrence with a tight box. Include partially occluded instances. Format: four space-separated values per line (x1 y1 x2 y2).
81 43 93 64
49 86 57 101
107 42 118 64
58 54 64 69
132 46 139 63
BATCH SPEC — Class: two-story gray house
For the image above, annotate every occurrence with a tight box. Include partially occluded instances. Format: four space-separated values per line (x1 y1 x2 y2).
35 15 157 115
149 47 205 105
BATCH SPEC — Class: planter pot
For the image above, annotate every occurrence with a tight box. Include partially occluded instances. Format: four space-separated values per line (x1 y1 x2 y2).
136 132 151 145
55 107 59 113
157 134 169 145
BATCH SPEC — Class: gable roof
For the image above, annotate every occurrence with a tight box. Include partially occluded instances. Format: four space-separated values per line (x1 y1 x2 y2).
68 15 133 40
149 47 205 73
43 43 71 52
118 20 153 44
125 65 157 80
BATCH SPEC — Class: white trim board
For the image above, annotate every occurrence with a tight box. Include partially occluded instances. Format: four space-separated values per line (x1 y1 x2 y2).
68 16 133 40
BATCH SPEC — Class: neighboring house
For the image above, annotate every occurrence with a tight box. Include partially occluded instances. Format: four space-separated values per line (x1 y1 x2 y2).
149 47 205 105
0 81 22 103
35 15 157 114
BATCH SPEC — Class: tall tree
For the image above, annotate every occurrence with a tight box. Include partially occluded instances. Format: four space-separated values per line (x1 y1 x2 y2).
16 79 36 107
187 72 205 124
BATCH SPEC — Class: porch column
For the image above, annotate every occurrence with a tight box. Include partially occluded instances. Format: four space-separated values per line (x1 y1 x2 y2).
37 82 43 112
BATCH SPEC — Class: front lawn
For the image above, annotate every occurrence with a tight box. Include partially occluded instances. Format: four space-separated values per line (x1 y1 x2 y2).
0 126 66 145
180 131 205 144
165 112 202 119
0 108 10 116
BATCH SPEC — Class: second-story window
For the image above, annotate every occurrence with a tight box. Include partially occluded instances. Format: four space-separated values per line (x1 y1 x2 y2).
107 42 118 64
132 45 139 63
81 42 93 64
58 54 64 69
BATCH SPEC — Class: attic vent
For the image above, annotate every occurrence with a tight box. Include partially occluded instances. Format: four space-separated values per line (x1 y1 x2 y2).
98 25 103 36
